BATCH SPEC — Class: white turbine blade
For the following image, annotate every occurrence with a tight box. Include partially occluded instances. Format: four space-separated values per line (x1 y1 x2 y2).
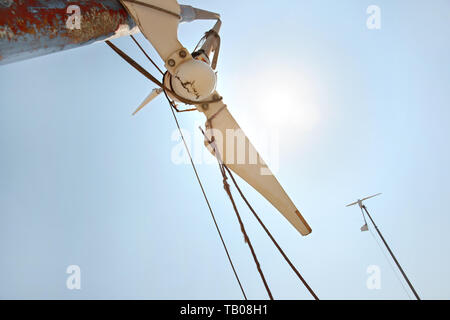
197 92 312 236
361 193 382 202
132 88 162 116
120 0 186 63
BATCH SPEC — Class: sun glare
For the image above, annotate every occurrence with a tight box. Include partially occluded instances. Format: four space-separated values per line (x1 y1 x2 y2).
239 67 320 133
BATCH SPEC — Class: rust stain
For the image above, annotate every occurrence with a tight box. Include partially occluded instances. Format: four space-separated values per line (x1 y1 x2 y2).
66 6 128 43
0 0 130 44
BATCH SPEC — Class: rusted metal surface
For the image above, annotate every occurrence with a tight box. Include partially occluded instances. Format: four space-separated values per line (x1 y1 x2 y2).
0 0 137 65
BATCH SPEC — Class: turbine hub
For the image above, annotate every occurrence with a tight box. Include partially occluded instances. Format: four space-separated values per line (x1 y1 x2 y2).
171 59 216 102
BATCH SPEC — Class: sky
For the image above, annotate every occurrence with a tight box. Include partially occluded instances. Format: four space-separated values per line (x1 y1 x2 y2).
1 0 450 299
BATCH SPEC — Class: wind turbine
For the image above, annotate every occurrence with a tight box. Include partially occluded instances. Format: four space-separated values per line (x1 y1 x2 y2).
346 193 421 300
346 193 382 232
113 0 312 236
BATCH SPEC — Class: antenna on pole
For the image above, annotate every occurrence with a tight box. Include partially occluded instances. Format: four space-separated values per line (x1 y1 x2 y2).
346 193 421 300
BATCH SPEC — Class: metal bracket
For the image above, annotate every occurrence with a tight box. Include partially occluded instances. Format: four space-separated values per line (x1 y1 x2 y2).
165 48 192 74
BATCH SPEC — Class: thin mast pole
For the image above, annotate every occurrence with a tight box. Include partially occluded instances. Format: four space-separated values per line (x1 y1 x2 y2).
362 205 421 300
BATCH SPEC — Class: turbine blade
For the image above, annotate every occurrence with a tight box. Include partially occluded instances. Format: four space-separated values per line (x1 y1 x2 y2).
361 193 382 202
346 201 359 207
132 88 162 116
120 0 186 63
197 92 312 236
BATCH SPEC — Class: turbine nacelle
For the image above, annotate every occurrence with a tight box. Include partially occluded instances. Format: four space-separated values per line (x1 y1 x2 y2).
132 55 216 115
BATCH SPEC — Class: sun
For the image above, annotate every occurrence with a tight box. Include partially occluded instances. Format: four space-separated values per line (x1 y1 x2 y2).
239 67 320 133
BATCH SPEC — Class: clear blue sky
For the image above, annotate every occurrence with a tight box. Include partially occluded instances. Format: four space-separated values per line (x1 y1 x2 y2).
1 0 449 299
